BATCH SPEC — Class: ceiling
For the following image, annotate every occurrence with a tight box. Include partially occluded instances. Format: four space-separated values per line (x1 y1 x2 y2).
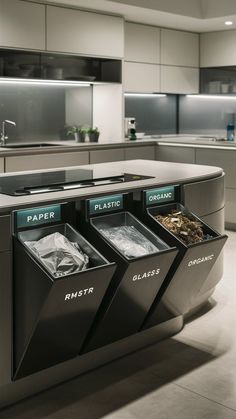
36 0 236 32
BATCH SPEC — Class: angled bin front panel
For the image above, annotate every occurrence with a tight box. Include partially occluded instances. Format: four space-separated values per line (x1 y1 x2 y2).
142 203 227 329
82 211 178 352
13 223 116 379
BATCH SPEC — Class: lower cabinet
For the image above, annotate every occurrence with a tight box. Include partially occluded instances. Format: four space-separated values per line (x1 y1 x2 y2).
0 252 11 386
90 148 125 164
5 151 89 172
225 188 236 227
0 158 4 172
196 148 236 188
125 145 155 160
157 145 195 163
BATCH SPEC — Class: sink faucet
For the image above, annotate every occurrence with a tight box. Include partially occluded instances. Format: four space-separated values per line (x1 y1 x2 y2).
0 120 16 147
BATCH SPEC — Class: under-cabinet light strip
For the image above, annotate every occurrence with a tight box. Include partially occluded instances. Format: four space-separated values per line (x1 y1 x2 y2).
124 93 167 97
0 78 91 87
187 94 236 100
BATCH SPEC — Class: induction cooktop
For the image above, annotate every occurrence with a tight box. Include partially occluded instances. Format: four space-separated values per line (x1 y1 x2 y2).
0 168 153 196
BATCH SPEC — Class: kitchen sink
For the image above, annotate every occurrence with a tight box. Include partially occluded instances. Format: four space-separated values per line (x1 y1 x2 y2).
5 143 64 149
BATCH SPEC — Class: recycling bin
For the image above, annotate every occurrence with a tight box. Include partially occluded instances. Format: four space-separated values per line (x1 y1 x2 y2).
141 203 227 329
81 211 178 353
13 223 116 379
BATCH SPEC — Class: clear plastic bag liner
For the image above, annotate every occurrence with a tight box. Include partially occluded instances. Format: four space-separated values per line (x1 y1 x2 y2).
25 232 89 278
98 225 159 259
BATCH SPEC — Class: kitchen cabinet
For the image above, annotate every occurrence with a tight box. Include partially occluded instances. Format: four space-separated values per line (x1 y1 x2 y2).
0 158 4 172
225 188 236 226
125 145 155 160
196 147 236 226
200 30 236 67
161 29 199 67
156 145 195 163
124 62 160 93
47 6 124 58
0 252 11 386
160 65 199 94
125 22 160 63
0 0 45 50
5 151 89 172
90 148 125 164
196 148 236 188
0 216 11 252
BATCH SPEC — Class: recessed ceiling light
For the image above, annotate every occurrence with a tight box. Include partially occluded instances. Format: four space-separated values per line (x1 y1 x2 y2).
225 21 233 26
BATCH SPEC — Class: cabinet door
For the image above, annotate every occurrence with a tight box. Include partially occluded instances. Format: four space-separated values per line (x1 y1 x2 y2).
90 148 125 164
124 62 160 93
0 158 4 172
0 0 45 50
200 30 236 67
196 148 236 188
157 145 195 163
5 151 89 172
161 65 199 94
125 22 160 63
47 6 124 58
225 188 236 226
161 29 199 67
125 146 155 160
0 252 11 386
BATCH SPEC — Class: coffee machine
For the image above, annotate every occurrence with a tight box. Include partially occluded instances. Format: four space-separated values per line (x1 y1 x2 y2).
124 117 136 138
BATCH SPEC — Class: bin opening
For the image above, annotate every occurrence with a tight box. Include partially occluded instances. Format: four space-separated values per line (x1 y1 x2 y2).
148 203 218 248
91 211 169 260
17 223 108 280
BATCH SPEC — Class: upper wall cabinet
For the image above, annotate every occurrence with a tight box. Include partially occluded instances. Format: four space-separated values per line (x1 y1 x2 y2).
0 0 45 50
47 6 124 58
161 66 199 94
161 29 199 67
125 22 160 63
200 30 236 67
124 62 160 93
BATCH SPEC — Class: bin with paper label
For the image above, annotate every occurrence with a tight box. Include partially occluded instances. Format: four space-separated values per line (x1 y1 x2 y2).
13 223 116 379
141 203 227 329
81 211 178 353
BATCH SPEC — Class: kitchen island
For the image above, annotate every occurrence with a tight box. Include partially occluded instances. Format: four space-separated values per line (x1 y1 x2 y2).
0 159 226 408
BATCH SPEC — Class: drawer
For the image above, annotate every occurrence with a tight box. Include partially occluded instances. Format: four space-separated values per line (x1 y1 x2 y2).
90 148 125 164
125 146 155 160
0 158 4 172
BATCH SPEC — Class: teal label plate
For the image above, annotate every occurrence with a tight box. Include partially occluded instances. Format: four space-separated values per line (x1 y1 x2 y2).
16 204 61 228
89 194 123 215
145 186 175 206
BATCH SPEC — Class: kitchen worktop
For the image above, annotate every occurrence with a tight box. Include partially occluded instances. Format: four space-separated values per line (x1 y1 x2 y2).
0 159 222 212
1 135 236 157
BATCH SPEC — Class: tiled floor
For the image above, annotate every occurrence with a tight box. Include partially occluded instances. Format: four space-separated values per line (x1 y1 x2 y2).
2 231 236 419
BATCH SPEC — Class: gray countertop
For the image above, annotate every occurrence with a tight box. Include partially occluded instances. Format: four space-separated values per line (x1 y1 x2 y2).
1 135 236 157
0 159 222 212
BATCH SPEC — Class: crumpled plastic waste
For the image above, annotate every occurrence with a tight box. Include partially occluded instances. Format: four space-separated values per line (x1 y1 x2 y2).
98 225 159 259
25 232 89 278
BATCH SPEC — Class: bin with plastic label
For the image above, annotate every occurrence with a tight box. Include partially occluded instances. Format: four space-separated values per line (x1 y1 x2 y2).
80 198 178 352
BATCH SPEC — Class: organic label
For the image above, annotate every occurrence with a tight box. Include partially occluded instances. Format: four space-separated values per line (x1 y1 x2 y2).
16 204 61 228
89 194 123 215
146 186 175 206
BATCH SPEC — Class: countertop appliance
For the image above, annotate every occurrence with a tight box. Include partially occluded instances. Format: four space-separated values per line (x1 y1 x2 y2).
124 117 136 138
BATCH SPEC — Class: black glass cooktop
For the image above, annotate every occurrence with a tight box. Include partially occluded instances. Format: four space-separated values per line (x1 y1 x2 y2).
0 168 153 196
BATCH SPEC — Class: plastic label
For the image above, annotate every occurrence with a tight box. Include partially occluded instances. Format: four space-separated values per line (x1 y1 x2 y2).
89 194 123 215
16 205 61 228
145 186 175 206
